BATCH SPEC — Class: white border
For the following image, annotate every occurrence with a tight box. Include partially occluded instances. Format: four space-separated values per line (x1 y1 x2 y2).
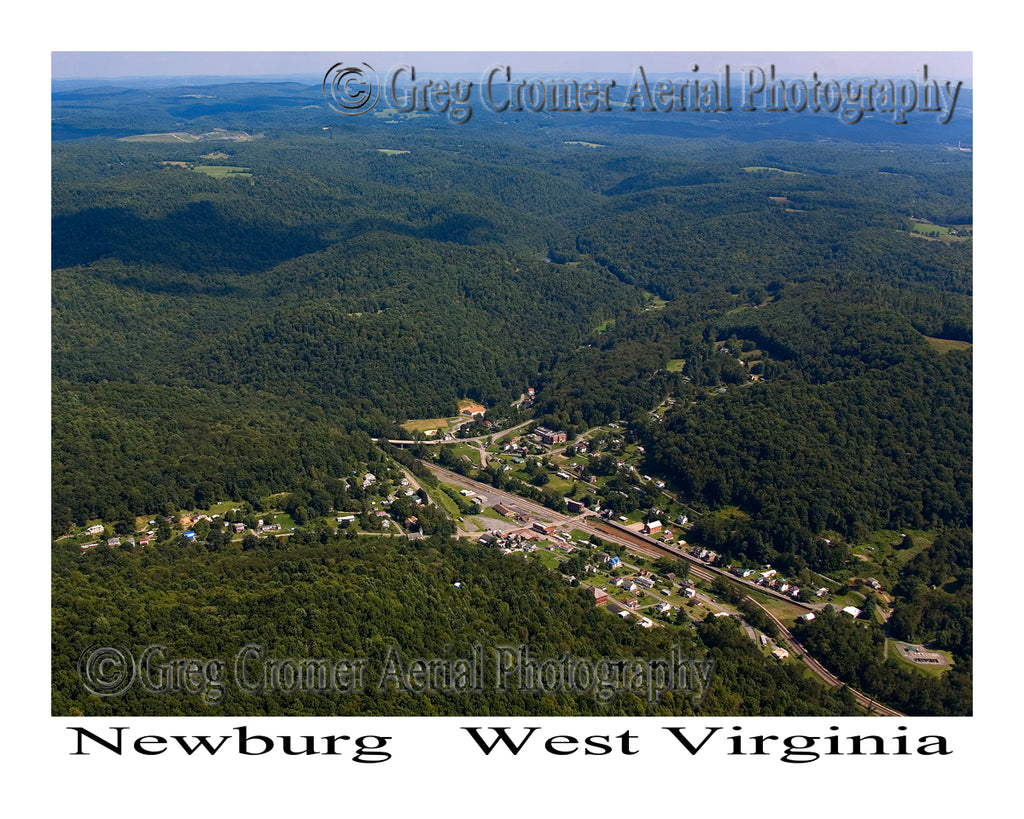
13 2 1015 813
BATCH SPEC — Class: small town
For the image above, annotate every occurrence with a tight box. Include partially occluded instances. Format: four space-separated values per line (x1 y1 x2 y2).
63 404 951 714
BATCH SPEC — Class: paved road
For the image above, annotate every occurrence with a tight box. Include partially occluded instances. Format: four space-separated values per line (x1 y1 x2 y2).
375 420 533 447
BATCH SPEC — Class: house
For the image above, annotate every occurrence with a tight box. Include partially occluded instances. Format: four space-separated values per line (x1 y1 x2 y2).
635 576 655 588
683 587 697 598
86 525 104 536
771 647 790 660
532 522 557 537
625 598 640 608
233 522 245 533
492 504 513 517
799 612 816 622
107 537 120 547
657 602 672 614
592 588 609 606
606 555 622 568
639 617 654 628
611 577 624 587
842 606 862 618
566 499 585 514
643 520 663 535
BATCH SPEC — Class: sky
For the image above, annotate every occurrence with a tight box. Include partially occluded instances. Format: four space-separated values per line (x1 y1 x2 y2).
51 50 973 83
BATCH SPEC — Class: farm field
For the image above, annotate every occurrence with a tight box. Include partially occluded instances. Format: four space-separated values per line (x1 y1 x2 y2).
192 165 252 179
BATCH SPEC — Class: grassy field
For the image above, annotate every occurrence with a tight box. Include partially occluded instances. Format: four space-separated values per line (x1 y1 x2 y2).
401 418 450 434
666 358 686 372
530 550 564 570
119 132 199 143
193 165 252 179
744 588 809 624
448 442 481 465
911 221 950 235
851 528 933 572
909 221 970 242
430 484 463 518
742 166 803 175
923 335 972 353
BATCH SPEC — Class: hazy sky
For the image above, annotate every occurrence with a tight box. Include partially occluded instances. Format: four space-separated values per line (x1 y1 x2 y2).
51 51 973 83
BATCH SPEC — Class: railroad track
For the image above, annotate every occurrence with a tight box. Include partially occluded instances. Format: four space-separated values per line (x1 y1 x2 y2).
420 460 905 717
744 597 905 717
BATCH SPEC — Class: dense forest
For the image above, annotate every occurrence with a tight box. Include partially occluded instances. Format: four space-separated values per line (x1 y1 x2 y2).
52 80 971 716
54 534 862 716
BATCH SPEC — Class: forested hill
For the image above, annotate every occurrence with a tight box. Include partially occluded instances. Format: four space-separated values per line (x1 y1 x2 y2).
53 87 970 537
53 534 864 716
